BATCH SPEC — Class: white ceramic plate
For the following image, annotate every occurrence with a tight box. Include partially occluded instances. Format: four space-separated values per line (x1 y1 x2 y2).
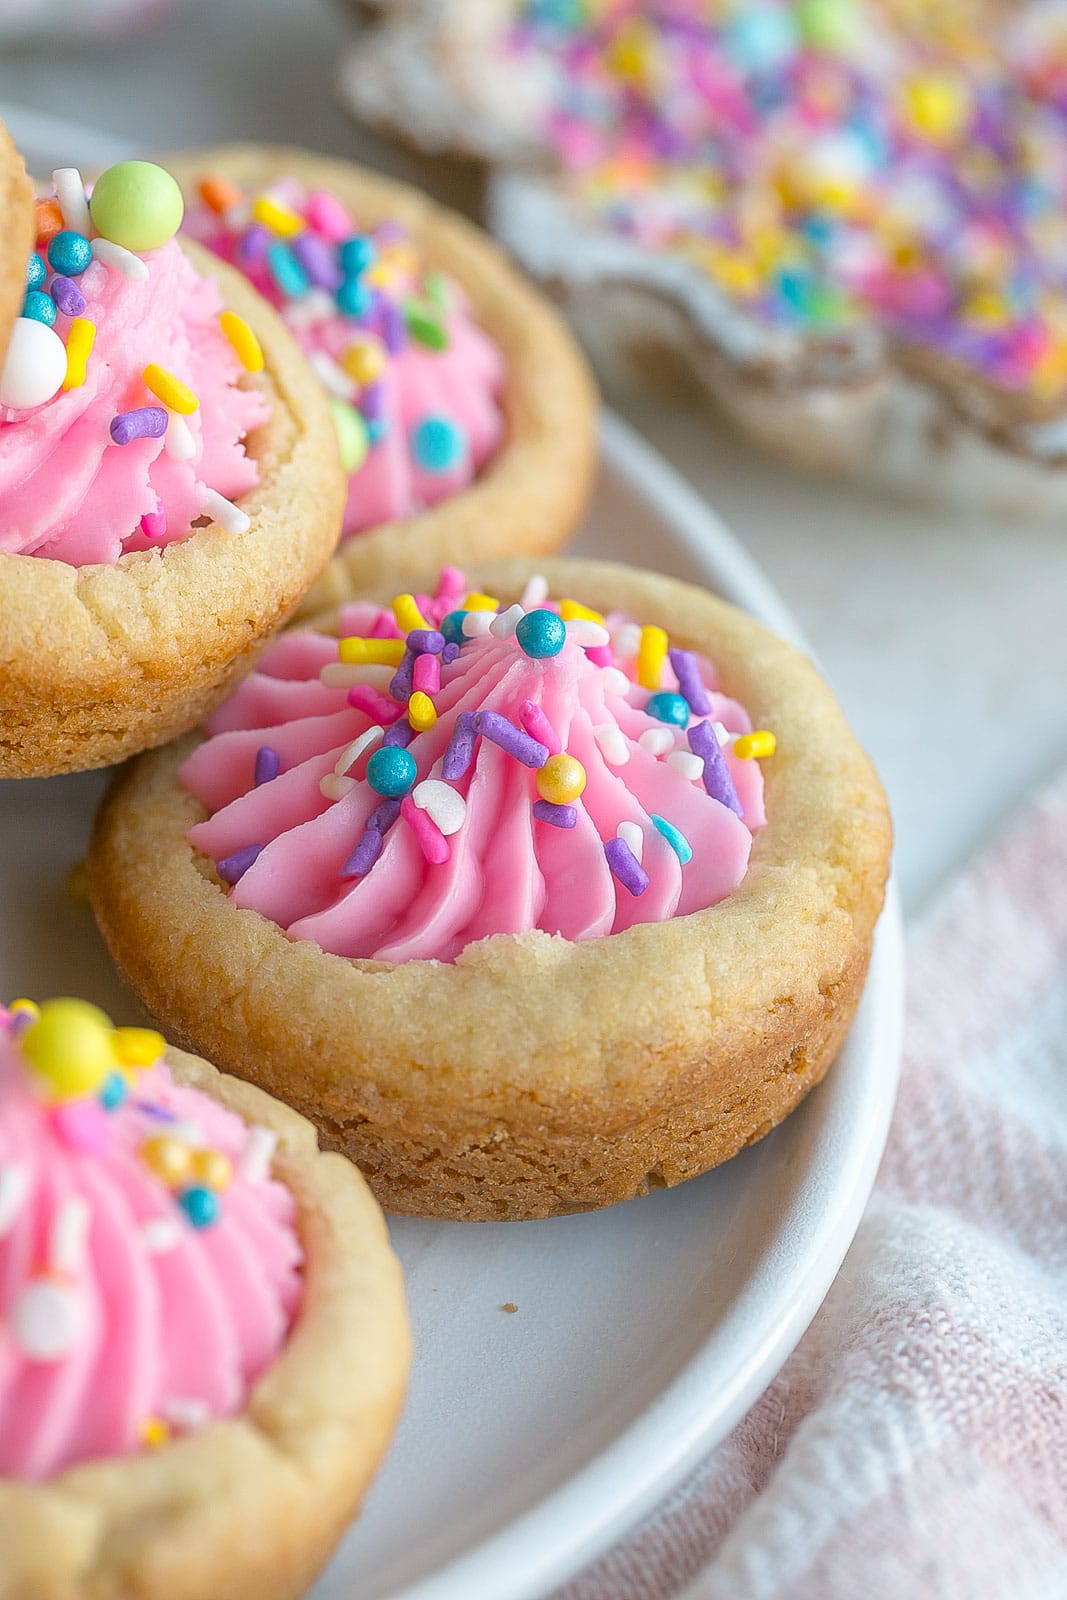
0 105 903 1600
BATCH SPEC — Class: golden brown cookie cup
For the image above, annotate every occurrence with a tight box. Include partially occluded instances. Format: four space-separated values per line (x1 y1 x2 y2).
164 146 599 612
0 121 34 373
88 558 892 1223
0 239 345 779
0 1049 409 1600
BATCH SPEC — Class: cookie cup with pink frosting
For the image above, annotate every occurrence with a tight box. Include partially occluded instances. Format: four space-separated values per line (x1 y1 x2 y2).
88 557 891 1222
0 152 345 780
0 1018 408 1600
165 145 598 613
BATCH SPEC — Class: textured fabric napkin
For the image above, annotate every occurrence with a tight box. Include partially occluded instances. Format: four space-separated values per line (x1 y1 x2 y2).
558 767 1067 1600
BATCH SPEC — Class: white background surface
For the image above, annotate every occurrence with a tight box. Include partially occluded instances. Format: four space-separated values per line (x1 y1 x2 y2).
2 0 1066 916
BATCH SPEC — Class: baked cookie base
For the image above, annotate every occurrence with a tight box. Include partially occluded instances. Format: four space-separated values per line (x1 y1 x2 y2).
0 1051 409 1600
89 558 892 1223
163 146 599 613
0 238 345 779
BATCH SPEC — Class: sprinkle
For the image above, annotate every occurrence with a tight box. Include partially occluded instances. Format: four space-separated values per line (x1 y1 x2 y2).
404 301 448 349
611 623 642 661
490 604 525 640
141 1416 172 1450
178 1185 219 1228
413 653 441 695
252 193 304 236
532 799 577 828
645 690 690 726
412 414 466 472
688 720 743 816
520 573 549 609
89 236 149 281
435 565 465 602
441 642 461 665
559 598 604 623
199 486 250 534
515 608 566 659
267 240 309 298
602 667 631 696
712 721 731 746
198 174 244 214
472 711 548 768
99 1072 128 1110
293 231 343 292
239 1125 278 1183
412 779 466 836
0 1166 29 1237
667 750 705 781
341 825 382 879
733 729 777 759
47 230 92 277
463 592 499 612
406 628 445 656
346 685 405 724
393 593 431 633
34 198 65 243
639 727 675 756
112 1026 164 1068
218 310 264 373
340 335 386 384
52 167 92 234
320 773 356 802
339 235 377 276
401 794 450 865
617 820 644 862
652 814 693 864
389 647 416 701
593 723 629 766
669 648 712 716
637 625 669 690
520 700 562 755
217 843 264 884
109 406 168 446
408 691 437 731
365 745 418 798
537 753 587 804
307 189 352 240
461 611 494 638
605 836 649 896
254 747 281 786
50 275 86 317
13 1277 82 1362
62 318 95 390
338 636 406 666
382 720 416 748
161 1397 212 1432
334 724 384 776
165 413 196 460
370 798 403 834
141 503 167 539
22 289 56 327
565 618 611 648
309 349 357 398
50 1197 89 1275
143 362 199 415
141 1216 182 1254
443 711 477 779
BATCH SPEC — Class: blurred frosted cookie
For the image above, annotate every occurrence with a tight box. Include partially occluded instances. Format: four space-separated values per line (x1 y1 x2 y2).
171 144 598 610
0 996 408 1600
338 0 1067 516
89 557 891 1222
0 144 344 777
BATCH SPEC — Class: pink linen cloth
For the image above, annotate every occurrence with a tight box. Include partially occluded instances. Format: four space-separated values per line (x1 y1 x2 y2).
559 767 1067 1600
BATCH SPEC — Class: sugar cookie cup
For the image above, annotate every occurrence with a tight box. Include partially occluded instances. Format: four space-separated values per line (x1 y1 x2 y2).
0 1043 408 1600
0 123 33 372
0 200 345 778
165 145 598 611
88 558 891 1222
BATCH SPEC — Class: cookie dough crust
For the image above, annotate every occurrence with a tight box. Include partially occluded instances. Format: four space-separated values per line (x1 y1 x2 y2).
89 558 892 1222
0 1051 409 1600
0 238 346 779
163 145 598 610
0 119 35 373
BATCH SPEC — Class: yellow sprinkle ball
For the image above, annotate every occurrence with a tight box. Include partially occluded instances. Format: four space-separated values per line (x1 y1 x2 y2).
636 625 669 690
392 593 430 633
536 753 587 805
192 1149 233 1191
408 691 437 732
112 1026 165 1069
902 73 972 144
340 337 387 387
218 310 264 374
20 998 116 1101
141 1134 194 1188
733 730 777 760
338 636 406 666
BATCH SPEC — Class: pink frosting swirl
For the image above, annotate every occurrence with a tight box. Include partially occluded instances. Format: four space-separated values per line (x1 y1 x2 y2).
0 1013 301 1482
180 570 768 964
0 240 267 566
186 178 505 538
